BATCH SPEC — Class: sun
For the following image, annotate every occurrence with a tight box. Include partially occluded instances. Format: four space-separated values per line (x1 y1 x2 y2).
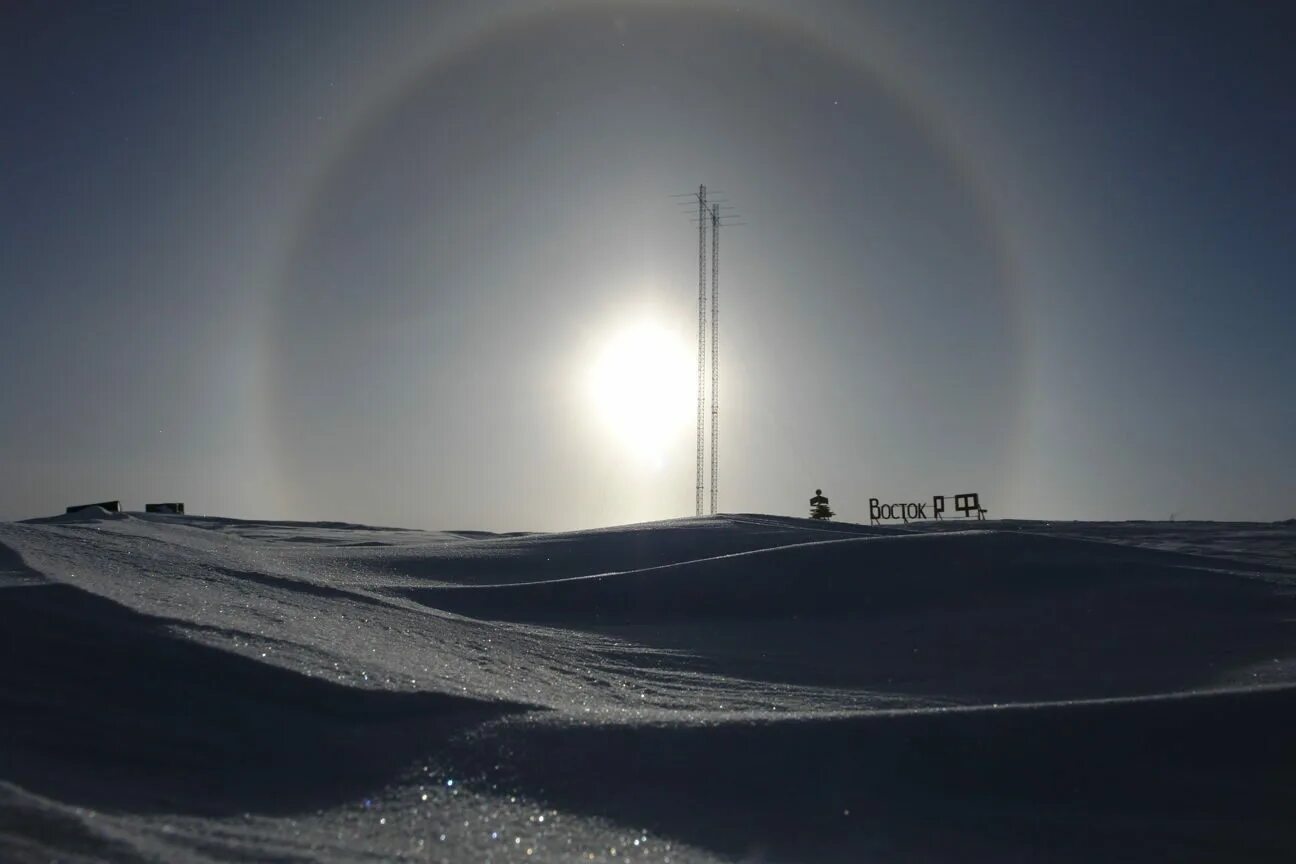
587 318 695 467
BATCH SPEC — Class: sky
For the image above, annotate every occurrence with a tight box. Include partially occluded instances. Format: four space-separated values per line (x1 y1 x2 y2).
2 0 1293 529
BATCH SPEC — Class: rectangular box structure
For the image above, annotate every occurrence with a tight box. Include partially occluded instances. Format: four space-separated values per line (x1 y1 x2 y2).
145 502 185 514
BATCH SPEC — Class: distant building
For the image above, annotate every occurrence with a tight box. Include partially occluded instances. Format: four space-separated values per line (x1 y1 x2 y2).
66 500 120 514
145 502 185 515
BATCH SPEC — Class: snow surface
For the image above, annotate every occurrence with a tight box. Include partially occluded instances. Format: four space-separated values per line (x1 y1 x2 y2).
1 511 1294 862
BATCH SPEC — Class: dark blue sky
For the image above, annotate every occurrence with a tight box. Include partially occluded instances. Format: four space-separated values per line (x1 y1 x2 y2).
2 1 1292 527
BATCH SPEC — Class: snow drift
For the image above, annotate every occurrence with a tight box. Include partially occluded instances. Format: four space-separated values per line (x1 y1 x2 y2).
1 512 1293 861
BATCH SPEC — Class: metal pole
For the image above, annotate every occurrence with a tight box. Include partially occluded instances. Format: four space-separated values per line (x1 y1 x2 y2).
710 203 719 515
696 185 707 518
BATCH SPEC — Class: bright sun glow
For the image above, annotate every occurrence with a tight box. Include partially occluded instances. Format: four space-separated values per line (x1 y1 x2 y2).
587 318 695 468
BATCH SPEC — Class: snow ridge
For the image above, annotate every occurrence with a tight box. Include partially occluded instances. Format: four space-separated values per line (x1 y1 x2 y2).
1 513 1293 861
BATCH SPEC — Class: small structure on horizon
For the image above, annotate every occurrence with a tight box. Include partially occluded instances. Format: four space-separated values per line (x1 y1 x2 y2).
953 493 987 521
145 502 185 515
66 500 120 514
809 489 835 520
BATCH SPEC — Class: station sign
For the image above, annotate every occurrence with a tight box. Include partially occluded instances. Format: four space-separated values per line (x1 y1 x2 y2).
869 493 985 524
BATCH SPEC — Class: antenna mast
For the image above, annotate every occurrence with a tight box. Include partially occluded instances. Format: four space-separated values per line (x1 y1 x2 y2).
710 202 720 515
673 185 742 518
696 185 707 518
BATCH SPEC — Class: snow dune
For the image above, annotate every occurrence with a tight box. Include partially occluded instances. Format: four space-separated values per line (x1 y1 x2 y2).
1 511 1293 861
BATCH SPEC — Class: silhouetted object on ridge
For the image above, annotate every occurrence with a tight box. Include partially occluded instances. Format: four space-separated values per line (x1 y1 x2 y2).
145 502 185 515
673 184 742 517
66 500 120 514
954 493 987 520
809 489 834 520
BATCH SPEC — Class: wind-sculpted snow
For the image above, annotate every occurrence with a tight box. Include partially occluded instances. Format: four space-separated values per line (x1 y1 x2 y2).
408 529 1282 625
1 513 1294 861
